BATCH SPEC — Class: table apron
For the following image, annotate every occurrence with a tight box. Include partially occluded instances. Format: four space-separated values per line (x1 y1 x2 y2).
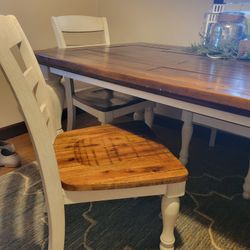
49 67 250 128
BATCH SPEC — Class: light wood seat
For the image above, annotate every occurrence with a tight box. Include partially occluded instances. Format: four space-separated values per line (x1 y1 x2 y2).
51 15 155 130
0 15 187 250
55 121 187 191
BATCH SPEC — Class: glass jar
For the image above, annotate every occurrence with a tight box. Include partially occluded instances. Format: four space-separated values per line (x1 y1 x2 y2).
207 12 247 50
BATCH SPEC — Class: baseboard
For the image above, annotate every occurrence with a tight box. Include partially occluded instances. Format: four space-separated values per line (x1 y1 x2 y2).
0 122 27 140
0 108 80 140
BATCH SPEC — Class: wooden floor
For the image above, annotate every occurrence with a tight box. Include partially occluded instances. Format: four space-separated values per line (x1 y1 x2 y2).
2 133 35 176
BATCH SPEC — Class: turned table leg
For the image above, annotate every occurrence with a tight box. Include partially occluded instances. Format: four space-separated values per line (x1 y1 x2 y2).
179 111 193 165
243 158 250 200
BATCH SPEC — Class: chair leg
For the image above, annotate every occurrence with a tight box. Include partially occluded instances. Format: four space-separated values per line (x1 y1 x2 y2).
243 158 250 200
47 202 65 250
63 78 76 131
144 106 154 128
67 106 76 130
160 195 180 250
133 111 144 121
209 128 217 147
99 112 114 124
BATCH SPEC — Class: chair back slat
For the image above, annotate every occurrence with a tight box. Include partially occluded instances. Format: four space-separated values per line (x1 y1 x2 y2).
24 67 39 91
40 103 50 126
52 15 106 32
51 15 110 48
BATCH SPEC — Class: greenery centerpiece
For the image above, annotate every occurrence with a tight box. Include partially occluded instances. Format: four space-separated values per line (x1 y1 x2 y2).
188 40 250 60
189 10 250 60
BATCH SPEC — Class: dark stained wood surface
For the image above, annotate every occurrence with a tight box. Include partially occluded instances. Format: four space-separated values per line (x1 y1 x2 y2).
54 121 188 191
74 87 144 112
35 43 250 116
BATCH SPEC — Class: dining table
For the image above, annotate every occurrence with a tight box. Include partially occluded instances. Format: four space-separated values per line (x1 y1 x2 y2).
35 43 250 198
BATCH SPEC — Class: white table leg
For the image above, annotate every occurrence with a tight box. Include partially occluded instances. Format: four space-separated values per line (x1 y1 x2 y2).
40 65 64 133
243 158 250 200
179 111 193 165
160 196 180 250
40 64 62 85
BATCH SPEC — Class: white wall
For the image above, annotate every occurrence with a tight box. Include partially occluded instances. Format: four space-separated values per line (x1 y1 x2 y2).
0 0 98 128
98 0 212 46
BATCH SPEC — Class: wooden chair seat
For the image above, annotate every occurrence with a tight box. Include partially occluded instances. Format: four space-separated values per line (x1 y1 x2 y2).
54 121 187 191
74 87 144 112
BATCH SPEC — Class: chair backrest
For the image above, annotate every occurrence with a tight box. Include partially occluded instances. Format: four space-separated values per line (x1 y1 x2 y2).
51 15 110 48
0 15 64 225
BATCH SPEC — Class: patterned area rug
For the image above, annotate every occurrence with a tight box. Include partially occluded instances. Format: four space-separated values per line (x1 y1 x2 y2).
0 123 249 250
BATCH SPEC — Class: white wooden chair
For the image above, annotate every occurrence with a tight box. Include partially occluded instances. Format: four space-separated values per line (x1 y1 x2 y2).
51 15 155 131
0 15 188 250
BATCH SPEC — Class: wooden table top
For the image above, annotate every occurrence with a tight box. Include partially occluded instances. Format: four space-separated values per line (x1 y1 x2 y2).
35 43 250 116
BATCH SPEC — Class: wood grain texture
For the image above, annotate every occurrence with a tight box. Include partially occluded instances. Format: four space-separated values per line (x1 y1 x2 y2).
54 121 188 191
35 43 250 116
